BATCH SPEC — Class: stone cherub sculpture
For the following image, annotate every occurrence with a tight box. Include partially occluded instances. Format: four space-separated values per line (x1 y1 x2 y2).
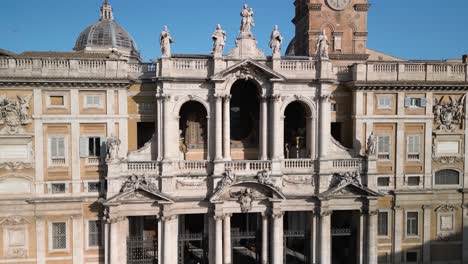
269 25 283 58
257 170 274 186
211 24 227 57
316 30 329 59
240 4 255 36
106 134 121 163
160 25 174 57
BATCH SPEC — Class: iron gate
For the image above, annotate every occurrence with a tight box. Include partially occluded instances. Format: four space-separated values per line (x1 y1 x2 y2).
178 233 208 264
231 231 261 264
127 237 158 264
283 230 309 264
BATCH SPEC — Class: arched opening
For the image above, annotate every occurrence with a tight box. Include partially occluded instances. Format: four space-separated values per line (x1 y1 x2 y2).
230 80 260 160
435 169 460 185
179 101 208 160
284 101 310 159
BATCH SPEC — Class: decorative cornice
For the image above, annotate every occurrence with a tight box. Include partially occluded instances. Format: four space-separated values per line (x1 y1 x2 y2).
329 54 370 61
0 79 131 88
354 32 368 37
354 4 371 12
352 82 468 91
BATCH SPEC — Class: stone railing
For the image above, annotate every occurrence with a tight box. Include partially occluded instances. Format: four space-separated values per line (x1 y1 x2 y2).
177 160 209 173
225 160 272 175
126 161 160 173
0 58 129 79
85 157 103 166
333 65 352 81
331 228 351 236
275 59 316 79
128 63 157 79
160 57 211 79
282 159 314 174
50 158 66 167
354 62 468 82
332 159 362 170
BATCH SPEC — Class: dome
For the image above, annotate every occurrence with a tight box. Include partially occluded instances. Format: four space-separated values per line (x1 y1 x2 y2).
73 0 140 61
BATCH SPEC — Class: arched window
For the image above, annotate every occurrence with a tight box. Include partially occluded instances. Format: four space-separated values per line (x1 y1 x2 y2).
435 169 460 185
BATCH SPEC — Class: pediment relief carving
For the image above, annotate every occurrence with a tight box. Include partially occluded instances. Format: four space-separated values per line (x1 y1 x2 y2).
212 59 285 82
320 171 382 198
0 216 32 226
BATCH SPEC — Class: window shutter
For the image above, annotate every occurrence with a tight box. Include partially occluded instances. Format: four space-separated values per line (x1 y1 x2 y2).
100 137 107 157
49 138 56 158
80 137 89 158
404 97 411 107
58 138 65 158
415 135 421 153
420 98 427 107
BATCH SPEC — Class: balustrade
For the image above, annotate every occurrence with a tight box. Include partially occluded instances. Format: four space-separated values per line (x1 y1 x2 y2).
332 159 362 170
177 160 208 172
127 162 160 172
225 160 271 173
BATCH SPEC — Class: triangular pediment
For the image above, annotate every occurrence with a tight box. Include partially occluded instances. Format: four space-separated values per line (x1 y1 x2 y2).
104 187 174 206
320 182 382 199
211 59 285 81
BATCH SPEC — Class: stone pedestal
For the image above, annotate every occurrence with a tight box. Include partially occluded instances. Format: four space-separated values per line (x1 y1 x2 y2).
228 37 266 60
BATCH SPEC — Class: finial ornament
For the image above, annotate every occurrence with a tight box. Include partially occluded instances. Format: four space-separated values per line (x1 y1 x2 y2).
100 0 114 20
160 26 174 57
269 25 283 58
211 24 227 57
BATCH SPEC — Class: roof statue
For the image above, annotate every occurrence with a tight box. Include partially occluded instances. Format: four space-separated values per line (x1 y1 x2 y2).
240 4 255 37
160 26 174 58
211 24 227 58
269 25 283 58
316 30 329 60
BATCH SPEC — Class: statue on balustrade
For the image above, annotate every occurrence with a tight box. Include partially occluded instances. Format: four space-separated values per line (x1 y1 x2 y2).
269 25 283 58
160 25 174 57
211 24 226 57
316 30 329 59
240 4 255 37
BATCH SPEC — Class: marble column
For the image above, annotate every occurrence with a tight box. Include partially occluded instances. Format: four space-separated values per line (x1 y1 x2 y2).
261 214 269 264
367 210 378 264
310 210 317 264
206 116 212 161
215 95 223 161
163 95 176 160
271 95 281 160
110 217 128 264
319 95 331 158
272 212 284 264
320 210 332 264
223 95 232 160
163 215 178 264
156 94 163 160
72 216 84 264
215 215 224 264
422 205 431 264
309 116 317 159
394 207 403 264
260 96 268 160
208 216 216 264
35 217 45 264
223 214 232 264
358 211 365 264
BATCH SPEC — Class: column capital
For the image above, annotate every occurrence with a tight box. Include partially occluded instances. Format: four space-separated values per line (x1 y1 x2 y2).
271 211 284 219
224 213 233 218
213 215 225 221
223 94 232 101
161 214 178 222
320 209 332 217
319 94 332 102
422 204 433 210
106 216 126 224
368 209 379 216
214 93 224 101
270 94 281 102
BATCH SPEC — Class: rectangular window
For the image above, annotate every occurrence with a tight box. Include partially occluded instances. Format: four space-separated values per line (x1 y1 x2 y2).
404 97 427 108
378 212 389 236
50 95 65 106
406 212 419 236
51 183 66 194
377 135 391 160
88 220 101 247
84 94 102 108
87 182 100 193
377 177 390 187
88 137 101 157
405 251 418 263
52 222 67 250
406 135 421 161
50 137 65 159
407 176 420 186
331 103 337 112
377 96 392 109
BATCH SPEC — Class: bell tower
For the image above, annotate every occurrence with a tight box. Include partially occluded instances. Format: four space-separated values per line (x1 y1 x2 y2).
291 0 371 60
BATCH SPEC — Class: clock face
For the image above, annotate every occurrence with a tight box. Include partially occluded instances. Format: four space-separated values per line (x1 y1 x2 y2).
326 0 351 11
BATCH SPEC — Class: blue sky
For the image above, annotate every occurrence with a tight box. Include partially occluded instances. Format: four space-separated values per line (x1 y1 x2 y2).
1 0 467 61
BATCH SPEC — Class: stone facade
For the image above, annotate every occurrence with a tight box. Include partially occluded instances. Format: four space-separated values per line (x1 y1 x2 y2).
0 1 468 264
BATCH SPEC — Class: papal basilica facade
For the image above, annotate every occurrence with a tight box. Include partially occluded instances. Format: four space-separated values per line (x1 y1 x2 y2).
1 0 468 264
